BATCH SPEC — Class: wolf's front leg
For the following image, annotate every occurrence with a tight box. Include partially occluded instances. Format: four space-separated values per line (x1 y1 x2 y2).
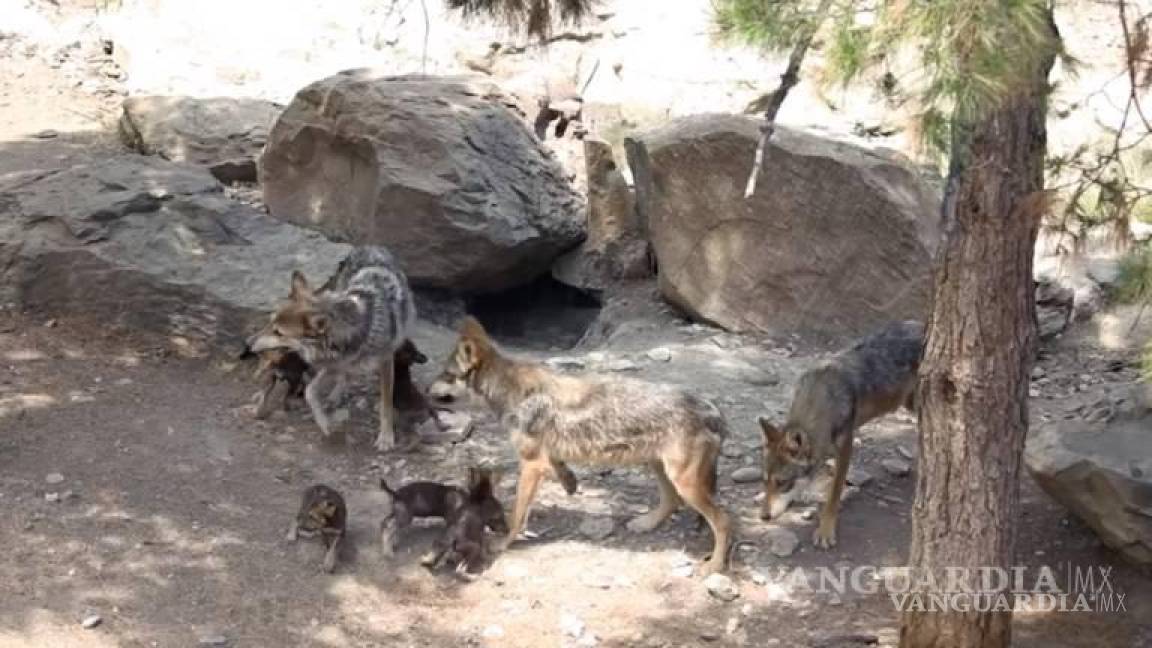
375 355 396 452
499 457 548 551
813 429 855 549
304 368 333 438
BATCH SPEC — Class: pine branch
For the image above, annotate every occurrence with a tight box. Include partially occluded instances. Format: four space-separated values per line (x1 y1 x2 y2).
744 0 835 198
1119 0 1152 133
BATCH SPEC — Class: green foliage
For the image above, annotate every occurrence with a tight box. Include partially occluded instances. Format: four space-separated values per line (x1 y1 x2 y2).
445 0 593 39
1144 338 1152 383
712 0 1062 160
1114 242 1152 304
714 0 834 52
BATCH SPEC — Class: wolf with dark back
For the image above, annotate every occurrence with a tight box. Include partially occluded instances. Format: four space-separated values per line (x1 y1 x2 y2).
247 246 416 451
428 317 731 575
759 319 924 550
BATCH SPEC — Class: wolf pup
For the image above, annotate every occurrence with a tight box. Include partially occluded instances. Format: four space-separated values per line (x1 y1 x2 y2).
287 484 347 573
759 319 924 550
420 467 504 575
246 246 416 451
379 466 508 556
252 348 313 420
428 317 732 575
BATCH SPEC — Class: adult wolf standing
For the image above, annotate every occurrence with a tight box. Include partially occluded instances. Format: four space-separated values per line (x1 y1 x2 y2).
247 246 416 451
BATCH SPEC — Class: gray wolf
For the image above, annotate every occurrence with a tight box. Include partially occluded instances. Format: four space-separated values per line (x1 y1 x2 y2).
286 484 347 573
419 467 505 576
246 246 416 451
759 319 924 549
379 466 508 557
428 317 732 575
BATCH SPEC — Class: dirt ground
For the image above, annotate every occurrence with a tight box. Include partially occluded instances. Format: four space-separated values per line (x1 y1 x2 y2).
2 8 1152 648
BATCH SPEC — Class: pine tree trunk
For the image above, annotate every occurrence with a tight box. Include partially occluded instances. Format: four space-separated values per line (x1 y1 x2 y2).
898 18 1058 648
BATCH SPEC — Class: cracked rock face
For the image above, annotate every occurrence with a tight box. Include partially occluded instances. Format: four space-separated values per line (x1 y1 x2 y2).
629 114 941 341
118 95 283 184
0 155 349 351
260 71 586 294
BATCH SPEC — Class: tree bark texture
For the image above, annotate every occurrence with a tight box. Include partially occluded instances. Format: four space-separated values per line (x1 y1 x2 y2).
899 19 1059 648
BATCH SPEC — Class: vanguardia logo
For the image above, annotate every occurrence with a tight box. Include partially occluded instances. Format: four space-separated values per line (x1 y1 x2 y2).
757 563 1127 613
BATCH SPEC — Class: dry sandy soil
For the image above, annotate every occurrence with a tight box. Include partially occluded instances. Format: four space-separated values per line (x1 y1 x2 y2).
2 7 1151 648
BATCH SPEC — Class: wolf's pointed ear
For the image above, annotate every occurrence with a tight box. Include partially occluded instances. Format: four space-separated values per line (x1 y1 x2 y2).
289 270 313 301
758 416 784 446
460 316 489 343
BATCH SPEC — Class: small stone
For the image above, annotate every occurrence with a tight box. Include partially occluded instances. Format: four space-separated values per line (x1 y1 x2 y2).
846 467 873 488
646 347 673 362
606 358 639 372
578 517 615 541
896 445 915 460
198 635 229 647
704 573 740 602
481 625 504 638
80 615 102 629
731 466 761 483
750 571 767 586
1029 387 1040 398
766 528 800 557
799 508 815 521
559 613 585 638
44 318 57 328
33 129 59 139
699 628 721 642
881 458 911 477
725 617 741 635
45 473 65 485
577 635 599 647
545 356 586 371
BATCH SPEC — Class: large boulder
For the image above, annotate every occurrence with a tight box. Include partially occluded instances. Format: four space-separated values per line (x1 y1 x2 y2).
628 114 940 340
1026 416 1152 566
118 96 283 184
0 155 348 352
259 71 585 293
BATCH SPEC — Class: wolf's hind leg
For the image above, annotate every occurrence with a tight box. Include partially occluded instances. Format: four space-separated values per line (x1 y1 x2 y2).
626 461 682 533
666 448 731 575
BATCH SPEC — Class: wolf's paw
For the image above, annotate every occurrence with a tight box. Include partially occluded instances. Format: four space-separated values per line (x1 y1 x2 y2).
374 430 396 453
322 550 338 574
626 512 664 534
812 524 837 550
